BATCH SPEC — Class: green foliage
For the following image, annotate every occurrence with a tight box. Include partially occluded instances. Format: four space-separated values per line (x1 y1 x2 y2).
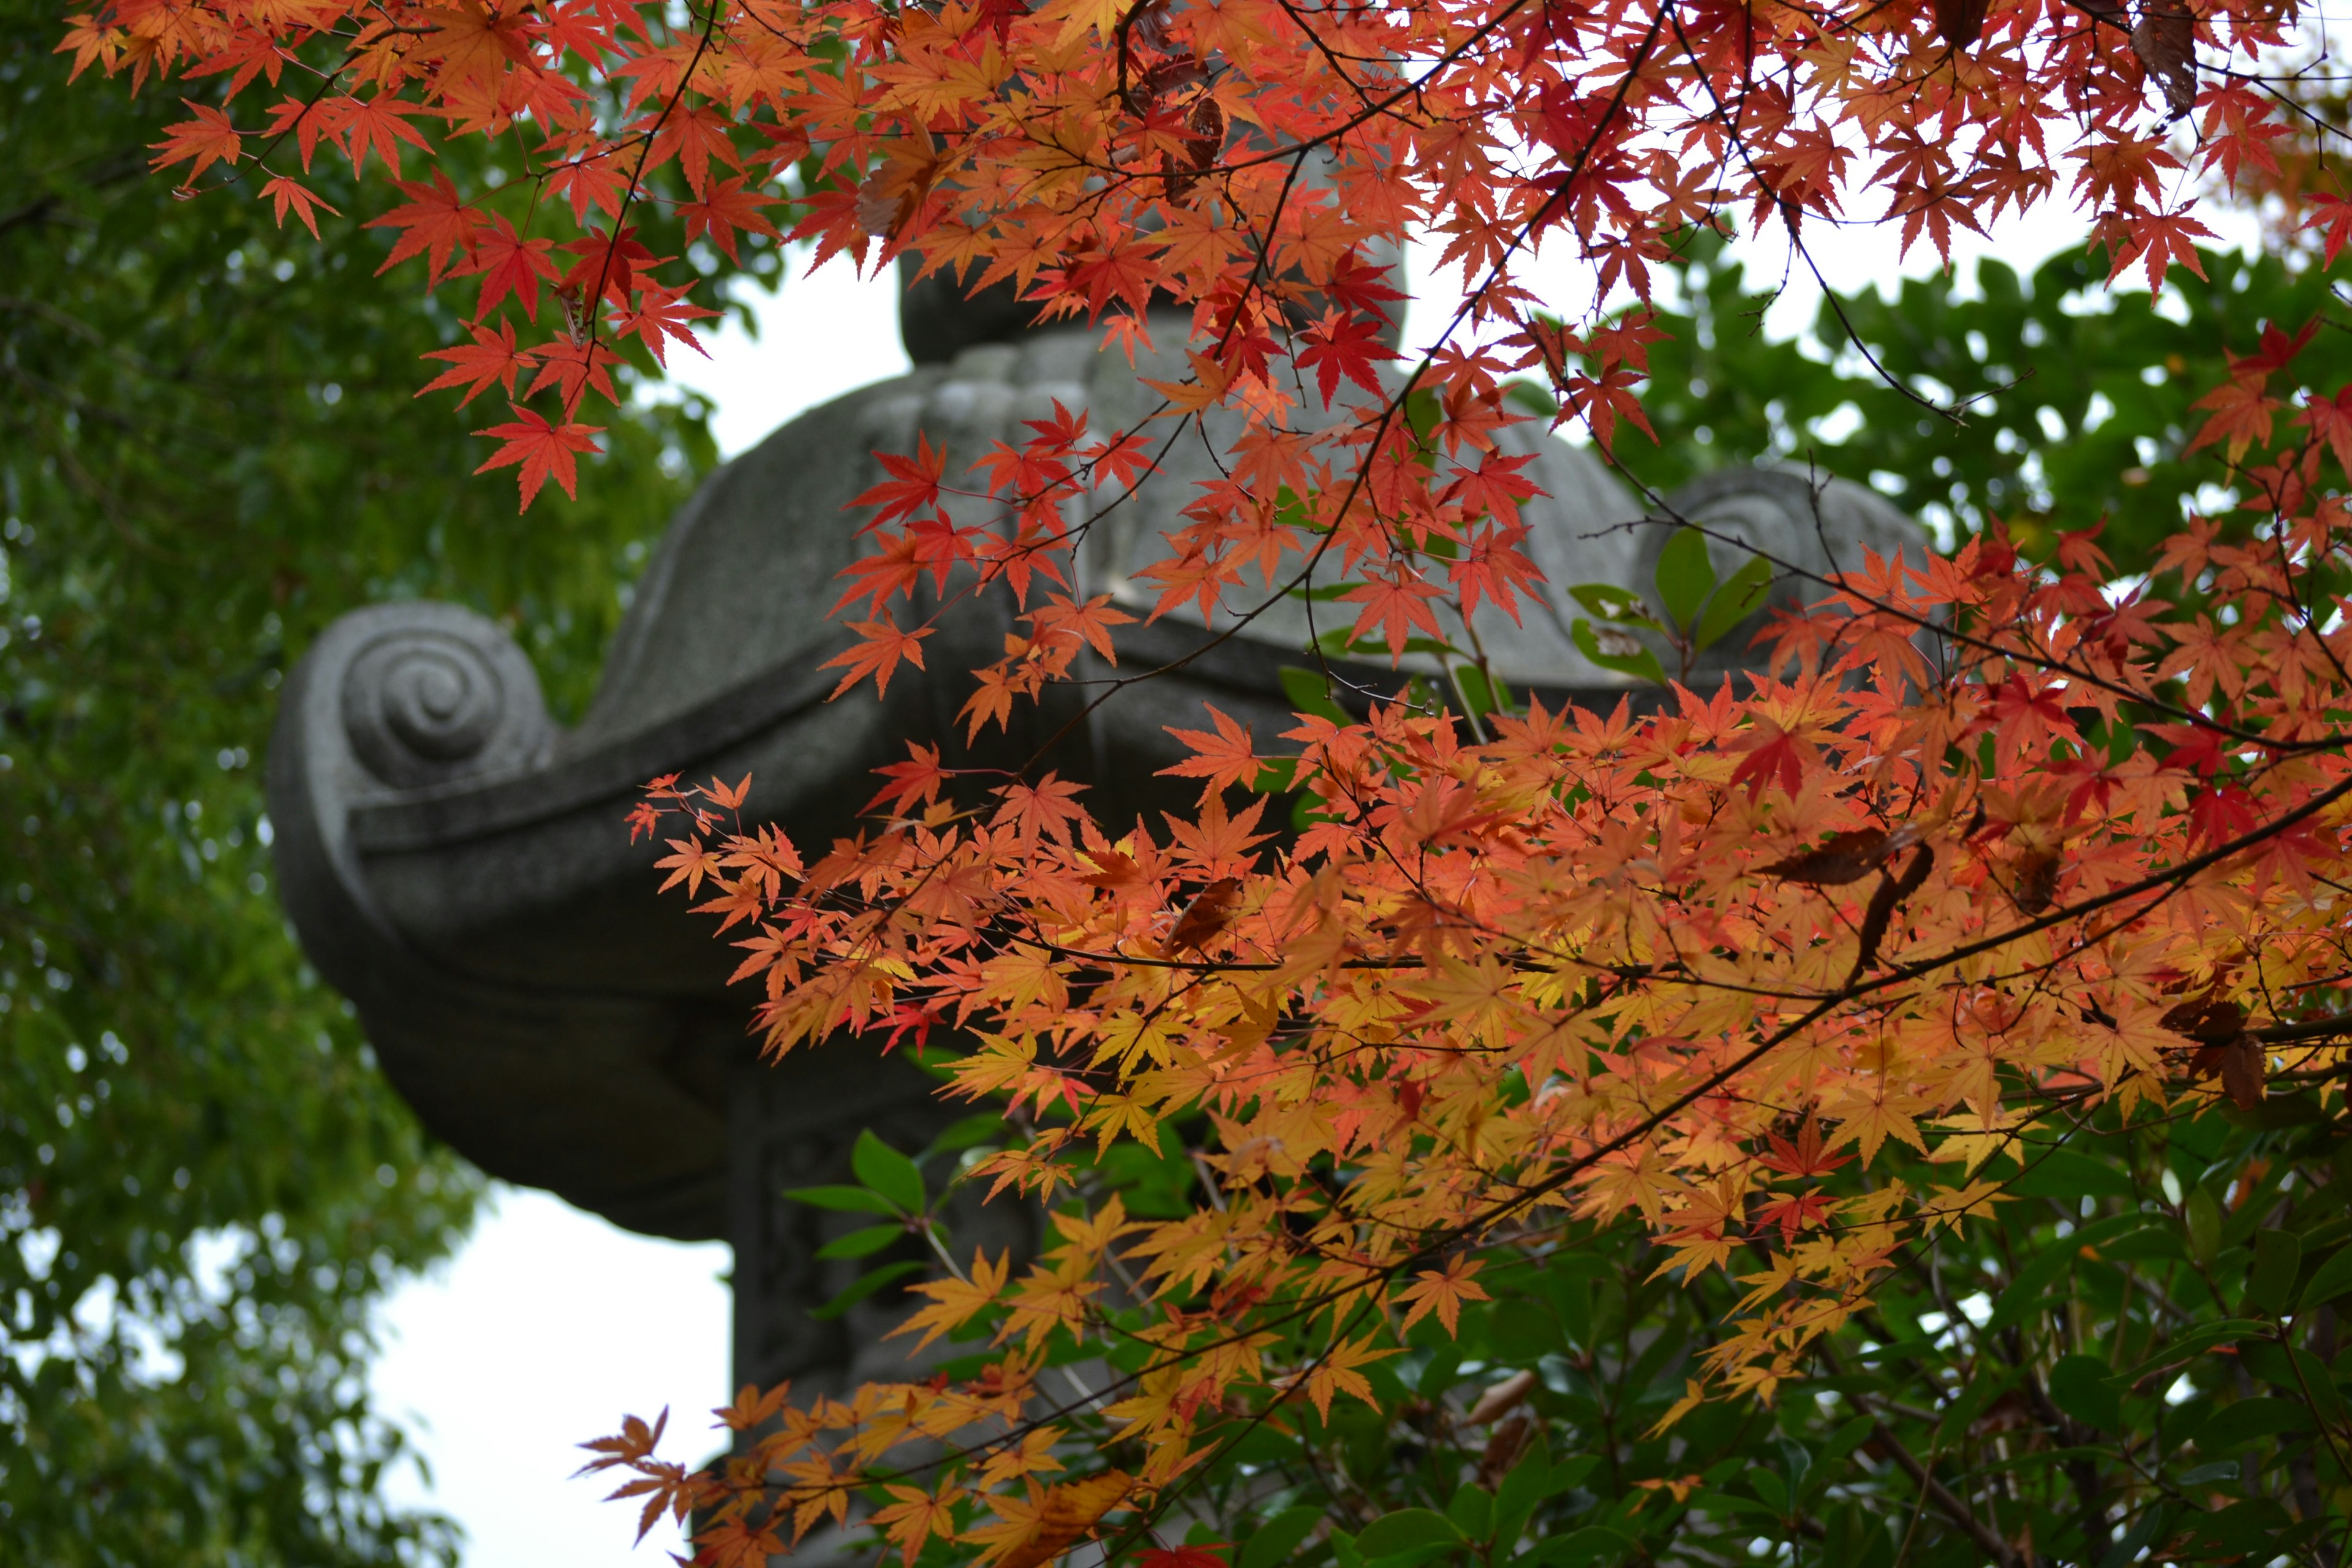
0 11 720 1561
1605 229 2349 571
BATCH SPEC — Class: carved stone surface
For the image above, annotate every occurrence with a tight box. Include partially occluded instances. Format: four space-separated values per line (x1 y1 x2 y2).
268 283 1926 1401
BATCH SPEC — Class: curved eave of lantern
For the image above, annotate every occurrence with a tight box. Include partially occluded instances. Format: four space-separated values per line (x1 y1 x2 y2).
268 311 1923 1244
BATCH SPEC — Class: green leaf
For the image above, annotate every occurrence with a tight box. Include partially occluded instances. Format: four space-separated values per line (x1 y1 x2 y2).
1355 1509 1463 1558
1567 582 1661 627
1983 1212 2161 1332
1446 1483 1492 1540
786 1184 905 1216
1691 554 1774 652
1453 663 1502 722
2243 1227 2302 1317
1653 527 1717 629
851 1129 925 1213
2006 1146 2139 1199
2117 1319 2269 1385
1572 620 1667 686
2198 1396 2312 1449
1491 1434 1558 1548
2097 1508 2168 1568
1240 1506 1326 1568
2048 1354 2122 1431
924 1112 1006 1159
2187 1188 2222 1265
1503 379 1558 418
808 1259 925 1320
1404 385 1445 443
2297 1242 2352 1310
815 1223 909 1261
1280 665 1354 726
1525 1525 1638 1566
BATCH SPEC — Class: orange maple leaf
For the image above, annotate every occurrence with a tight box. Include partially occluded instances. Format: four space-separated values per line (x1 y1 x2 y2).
150 103 241 184
821 617 935 698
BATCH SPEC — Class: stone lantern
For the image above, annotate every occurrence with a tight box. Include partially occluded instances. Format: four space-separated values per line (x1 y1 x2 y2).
266 265 1924 1409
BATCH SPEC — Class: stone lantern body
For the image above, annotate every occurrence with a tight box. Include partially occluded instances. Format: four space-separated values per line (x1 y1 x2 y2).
267 270 1924 1405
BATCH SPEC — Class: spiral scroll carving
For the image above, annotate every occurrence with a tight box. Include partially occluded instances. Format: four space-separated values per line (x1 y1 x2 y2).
339 619 550 789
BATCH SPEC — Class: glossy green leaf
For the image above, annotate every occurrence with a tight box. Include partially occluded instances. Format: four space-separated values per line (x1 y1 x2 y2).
851 1129 925 1213
1446 1483 1492 1540
808 1260 927 1320
1691 554 1774 652
2297 1241 2352 1310
1652 527 1716 628
1355 1509 1463 1558
786 1183 906 1216
1240 1506 1327 1568
1571 619 1668 685
2199 1396 2312 1449
815 1223 910 1260
1567 582 1661 627
1280 664 1354 726
2048 1354 2122 1431
2244 1228 2302 1316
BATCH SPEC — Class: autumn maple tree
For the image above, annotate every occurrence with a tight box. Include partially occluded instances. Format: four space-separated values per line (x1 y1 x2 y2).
61 0 2352 1556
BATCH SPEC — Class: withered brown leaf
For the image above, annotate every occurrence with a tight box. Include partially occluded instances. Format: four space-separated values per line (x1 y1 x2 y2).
2190 1032 2266 1109
2011 847 2061 913
2162 996 2247 1041
1762 829 1893 886
1935 0 1992 48
2131 1 2197 115
1161 876 1243 957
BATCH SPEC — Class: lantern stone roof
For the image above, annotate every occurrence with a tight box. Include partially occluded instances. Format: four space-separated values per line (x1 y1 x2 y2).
268 266 1923 1248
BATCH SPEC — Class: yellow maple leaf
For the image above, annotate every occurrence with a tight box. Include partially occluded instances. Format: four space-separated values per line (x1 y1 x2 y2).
891 1248 1011 1350
1396 1255 1490 1334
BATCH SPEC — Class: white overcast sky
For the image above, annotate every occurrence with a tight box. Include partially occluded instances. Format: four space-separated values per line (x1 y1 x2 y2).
369 190 2267 1568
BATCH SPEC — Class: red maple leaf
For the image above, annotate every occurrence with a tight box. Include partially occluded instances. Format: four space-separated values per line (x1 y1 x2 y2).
1341 567 1446 658
864 742 950 815
2188 781 2260 848
1730 717 1811 797
472 410 604 508
614 283 718 367
851 434 951 530
2295 386 2352 479
2230 317 2318 379
2305 186 2352 267
418 320 527 407
1294 307 1396 407
1757 1121 1854 1180
337 92 431 176
465 216 562 320
1140 1548 1229 1568
368 170 484 285
259 174 338 238
677 176 781 263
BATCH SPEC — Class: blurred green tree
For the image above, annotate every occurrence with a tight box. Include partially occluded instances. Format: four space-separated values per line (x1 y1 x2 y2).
0 11 726 1561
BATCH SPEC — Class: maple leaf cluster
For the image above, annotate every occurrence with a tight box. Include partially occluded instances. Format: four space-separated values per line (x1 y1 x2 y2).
600 354 2352 1556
